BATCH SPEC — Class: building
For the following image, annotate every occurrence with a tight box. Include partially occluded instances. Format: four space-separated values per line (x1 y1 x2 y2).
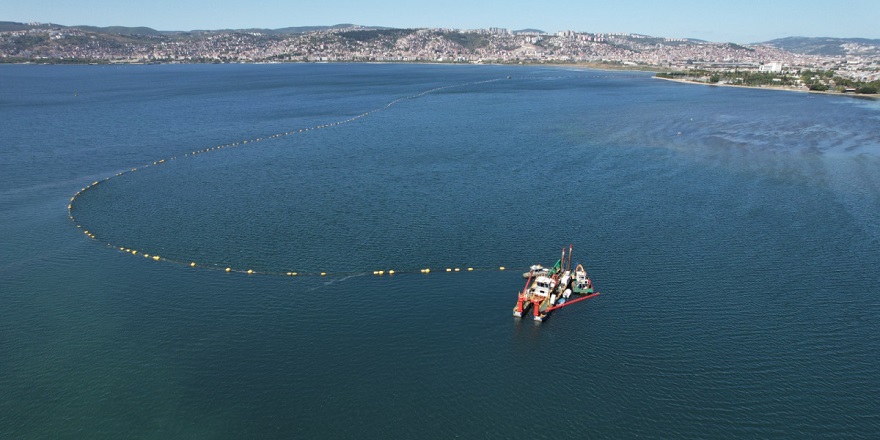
759 62 783 72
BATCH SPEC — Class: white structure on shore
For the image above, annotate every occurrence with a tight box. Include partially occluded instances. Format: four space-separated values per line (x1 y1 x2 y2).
760 62 783 73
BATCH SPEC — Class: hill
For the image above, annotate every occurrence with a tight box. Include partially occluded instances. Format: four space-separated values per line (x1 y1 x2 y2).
760 36 880 57
0 21 385 37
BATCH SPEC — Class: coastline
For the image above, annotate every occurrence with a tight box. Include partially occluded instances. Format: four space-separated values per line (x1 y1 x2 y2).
4 59 876 100
653 75 880 100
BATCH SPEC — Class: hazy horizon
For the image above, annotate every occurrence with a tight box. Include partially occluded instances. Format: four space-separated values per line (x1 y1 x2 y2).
3 0 879 44
6 19 880 45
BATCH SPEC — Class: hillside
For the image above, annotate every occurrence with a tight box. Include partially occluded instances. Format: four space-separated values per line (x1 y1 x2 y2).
0 21 384 37
760 37 880 57
1 20 876 84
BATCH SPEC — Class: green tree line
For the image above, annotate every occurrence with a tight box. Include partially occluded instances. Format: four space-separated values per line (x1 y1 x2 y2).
657 69 878 94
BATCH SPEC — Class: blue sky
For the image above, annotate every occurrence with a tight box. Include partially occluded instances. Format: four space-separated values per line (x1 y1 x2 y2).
3 0 879 43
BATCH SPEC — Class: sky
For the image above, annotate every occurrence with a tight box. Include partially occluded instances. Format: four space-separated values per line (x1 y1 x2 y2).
3 0 879 43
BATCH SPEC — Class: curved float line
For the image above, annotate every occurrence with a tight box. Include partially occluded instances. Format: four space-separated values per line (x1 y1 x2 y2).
69 77 519 277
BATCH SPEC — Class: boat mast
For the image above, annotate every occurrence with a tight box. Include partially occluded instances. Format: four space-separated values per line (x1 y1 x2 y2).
567 244 573 272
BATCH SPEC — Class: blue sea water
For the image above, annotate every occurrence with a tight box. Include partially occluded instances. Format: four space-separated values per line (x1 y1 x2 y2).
1 63 879 438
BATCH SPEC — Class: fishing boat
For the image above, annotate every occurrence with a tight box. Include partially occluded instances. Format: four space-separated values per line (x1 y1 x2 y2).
513 245 599 322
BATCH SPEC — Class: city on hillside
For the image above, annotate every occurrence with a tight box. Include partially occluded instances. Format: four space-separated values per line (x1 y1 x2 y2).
2 22 879 93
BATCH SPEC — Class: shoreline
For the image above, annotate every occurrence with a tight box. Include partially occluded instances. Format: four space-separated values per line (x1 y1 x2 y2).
653 75 880 100
4 60 877 100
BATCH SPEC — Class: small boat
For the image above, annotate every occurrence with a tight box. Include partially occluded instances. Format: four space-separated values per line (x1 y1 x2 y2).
513 245 600 322
522 264 549 279
571 263 594 294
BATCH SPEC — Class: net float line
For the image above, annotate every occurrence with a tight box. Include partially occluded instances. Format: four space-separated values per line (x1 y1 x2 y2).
69 77 511 277
78 240 519 278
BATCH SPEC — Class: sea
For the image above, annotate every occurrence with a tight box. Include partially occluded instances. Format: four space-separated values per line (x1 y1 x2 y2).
1 63 879 439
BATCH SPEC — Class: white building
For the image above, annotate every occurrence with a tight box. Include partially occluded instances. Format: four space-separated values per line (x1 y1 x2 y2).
759 62 783 72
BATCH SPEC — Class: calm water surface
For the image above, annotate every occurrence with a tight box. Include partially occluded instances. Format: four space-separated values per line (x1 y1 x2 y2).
1 63 879 438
